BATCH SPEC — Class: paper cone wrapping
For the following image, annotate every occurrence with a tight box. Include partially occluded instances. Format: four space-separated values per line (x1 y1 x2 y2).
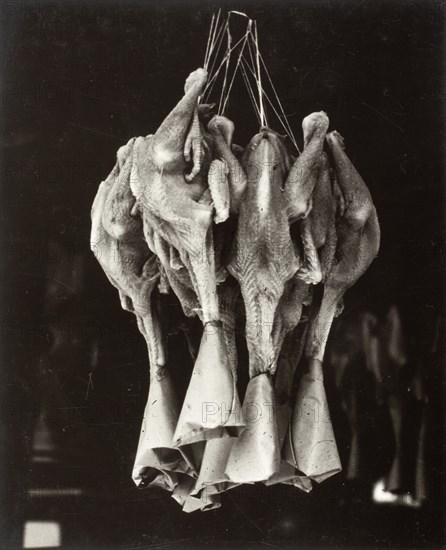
173 323 245 446
133 369 195 488
179 435 240 512
192 435 239 494
168 472 221 513
225 373 281 483
264 329 313 491
283 359 341 483
171 474 196 506
266 465 313 493
264 388 295 487
264 399 313 493
182 491 221 513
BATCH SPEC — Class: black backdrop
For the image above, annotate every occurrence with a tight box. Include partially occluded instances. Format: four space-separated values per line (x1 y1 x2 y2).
2 1 445 548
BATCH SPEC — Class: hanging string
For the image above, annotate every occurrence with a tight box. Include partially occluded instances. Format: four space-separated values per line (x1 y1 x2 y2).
259 51 300 152
202 15 228 101
210 10 222 54
206 12 226 77
220 18 253 115
203 32 246 101
241 58 300 153
203 12 216 70
241 31 300 152
253 22 267 127
201 10 299 154
243 19 299 151
205 9 222 69
244 35 266 124
263 87 300 152
204 10 253 109
245 37 258 82
240 58 261 124
201 10 224 104
218 25 232 115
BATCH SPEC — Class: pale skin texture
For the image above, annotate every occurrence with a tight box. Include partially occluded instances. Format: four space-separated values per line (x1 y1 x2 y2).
131 69 222 324
93 99 380 380
91 93 382 499
285 111 330 222
304 130 380 365
228 129 299 378
94 73 250 459
268 115 337 371
130 70 247 326
285 112 331 285
90 141 165 370
207 115 247 215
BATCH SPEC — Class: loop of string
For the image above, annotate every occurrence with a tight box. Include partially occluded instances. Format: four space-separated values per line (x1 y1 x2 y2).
201 11 300 154
242 51 300 154
220 18 252 116
203 32 245 101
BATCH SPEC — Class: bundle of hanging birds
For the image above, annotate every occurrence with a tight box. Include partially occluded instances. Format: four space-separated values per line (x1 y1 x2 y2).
91 12 381 512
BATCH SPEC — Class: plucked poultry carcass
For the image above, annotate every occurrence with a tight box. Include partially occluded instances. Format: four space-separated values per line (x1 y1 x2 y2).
90 138 196 495
224 127 301 483
90 17 381 509
284 128 381 482
268 111 337 487
128 68 245 449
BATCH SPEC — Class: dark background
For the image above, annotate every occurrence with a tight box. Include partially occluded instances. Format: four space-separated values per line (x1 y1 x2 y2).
1 0 445 548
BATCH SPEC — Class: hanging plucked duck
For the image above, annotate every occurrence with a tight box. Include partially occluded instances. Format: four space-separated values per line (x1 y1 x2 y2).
90 11 380 512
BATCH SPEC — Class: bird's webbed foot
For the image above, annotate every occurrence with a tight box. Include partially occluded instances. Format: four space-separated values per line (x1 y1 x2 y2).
184 106 205 182
151 68 208 172
182 70 211 182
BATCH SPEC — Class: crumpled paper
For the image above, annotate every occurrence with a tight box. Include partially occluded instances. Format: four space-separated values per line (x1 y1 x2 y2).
133 353 341 511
